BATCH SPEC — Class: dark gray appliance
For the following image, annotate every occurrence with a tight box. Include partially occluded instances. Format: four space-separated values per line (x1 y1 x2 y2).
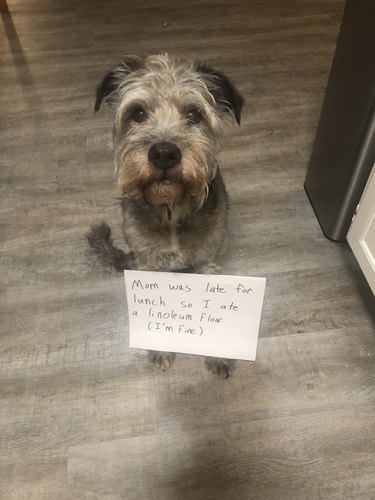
304 0 375 242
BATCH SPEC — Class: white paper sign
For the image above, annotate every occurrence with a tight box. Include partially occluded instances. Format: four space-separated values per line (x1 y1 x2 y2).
124 270 266 361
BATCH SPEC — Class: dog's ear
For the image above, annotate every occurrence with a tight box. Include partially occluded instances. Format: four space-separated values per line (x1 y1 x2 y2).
196 63 244 125
94 56 143 112
94 69 118 112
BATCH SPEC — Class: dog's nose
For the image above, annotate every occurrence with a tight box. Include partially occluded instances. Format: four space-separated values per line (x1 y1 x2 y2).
148 142 181 170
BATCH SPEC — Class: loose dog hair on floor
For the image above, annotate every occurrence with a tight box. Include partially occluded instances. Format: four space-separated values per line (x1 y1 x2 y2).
86 53 244 378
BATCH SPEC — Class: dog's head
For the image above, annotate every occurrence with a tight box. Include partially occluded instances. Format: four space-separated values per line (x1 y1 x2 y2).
95 53 244 209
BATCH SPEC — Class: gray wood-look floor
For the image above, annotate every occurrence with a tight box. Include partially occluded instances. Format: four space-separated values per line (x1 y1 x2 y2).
1 0 375 498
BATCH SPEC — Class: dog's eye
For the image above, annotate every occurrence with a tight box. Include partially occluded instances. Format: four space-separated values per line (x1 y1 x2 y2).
131 107 148 123
186 109 202 124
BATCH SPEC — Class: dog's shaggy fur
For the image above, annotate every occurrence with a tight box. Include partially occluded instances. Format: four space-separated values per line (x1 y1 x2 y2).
87 54 243 378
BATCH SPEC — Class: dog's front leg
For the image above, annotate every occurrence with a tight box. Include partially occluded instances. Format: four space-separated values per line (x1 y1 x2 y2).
204 357 236 379
195 262 237 379
148 351 176 371
195 262 220 275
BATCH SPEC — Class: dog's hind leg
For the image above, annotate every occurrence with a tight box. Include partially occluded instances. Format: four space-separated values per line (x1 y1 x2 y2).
86 221 135 271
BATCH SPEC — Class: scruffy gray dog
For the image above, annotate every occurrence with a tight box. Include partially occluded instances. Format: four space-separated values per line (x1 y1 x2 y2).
87 53 244 378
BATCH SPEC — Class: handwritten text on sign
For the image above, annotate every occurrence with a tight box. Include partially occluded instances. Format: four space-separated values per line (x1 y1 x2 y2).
124 270 266 361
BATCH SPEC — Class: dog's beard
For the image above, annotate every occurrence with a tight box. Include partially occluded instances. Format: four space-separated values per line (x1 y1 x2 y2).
143 180 185 208
116 152 210 210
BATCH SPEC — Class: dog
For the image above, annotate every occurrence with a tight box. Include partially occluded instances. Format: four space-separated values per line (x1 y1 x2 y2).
87 53 244 378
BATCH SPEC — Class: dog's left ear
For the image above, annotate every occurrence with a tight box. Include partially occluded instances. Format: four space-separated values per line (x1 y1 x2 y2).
95 56 143 112
196 63 244 125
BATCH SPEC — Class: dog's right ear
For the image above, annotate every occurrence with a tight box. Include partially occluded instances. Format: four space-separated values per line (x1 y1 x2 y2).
94 56 143 112
94 69 118 112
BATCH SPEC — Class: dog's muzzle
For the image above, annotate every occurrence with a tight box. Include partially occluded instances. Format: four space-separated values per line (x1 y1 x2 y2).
148 142 182 170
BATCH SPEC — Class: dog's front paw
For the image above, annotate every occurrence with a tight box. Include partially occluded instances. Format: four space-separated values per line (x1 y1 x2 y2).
197 262 220 275
148 351 176 371
205 357 236 379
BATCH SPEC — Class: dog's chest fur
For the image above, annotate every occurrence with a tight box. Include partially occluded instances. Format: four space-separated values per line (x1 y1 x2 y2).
121 171 228 271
